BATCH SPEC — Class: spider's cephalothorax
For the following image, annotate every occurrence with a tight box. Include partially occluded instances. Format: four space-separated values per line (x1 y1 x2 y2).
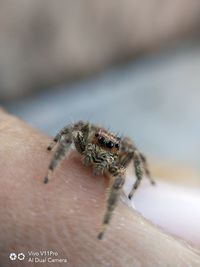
44 121 155 239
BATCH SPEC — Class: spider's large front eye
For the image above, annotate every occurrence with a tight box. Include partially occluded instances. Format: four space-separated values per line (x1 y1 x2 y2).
95 133 99 137
106 141 114 148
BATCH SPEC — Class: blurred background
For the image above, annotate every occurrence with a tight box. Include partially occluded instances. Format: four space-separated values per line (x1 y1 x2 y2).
1 0 200 180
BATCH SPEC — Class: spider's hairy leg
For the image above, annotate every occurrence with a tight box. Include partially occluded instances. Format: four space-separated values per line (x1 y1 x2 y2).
47 124 72 151
97 172 125 240
120 151 134 168
140 153 156 185
73 122 90 154
44 137 72 184
119 136 136 168
128 151 143 199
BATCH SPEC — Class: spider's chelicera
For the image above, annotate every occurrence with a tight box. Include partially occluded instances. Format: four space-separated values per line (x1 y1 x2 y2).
44 121 155 239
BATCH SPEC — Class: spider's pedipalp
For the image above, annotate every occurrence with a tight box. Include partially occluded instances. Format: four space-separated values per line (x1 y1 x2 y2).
98 172 125 240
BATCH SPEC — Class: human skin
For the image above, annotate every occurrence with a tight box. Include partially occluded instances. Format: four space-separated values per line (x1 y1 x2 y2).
0 109 200 267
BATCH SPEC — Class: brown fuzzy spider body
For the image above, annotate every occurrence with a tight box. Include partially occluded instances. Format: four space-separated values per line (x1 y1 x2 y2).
44 121 155 239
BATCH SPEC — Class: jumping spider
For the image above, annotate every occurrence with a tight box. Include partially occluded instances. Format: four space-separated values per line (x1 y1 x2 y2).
44 121 155 239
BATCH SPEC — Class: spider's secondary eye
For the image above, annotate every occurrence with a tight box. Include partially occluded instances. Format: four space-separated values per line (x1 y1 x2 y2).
95 133 99 137
106 141 114 148
99 136 105 143
115 143 120 149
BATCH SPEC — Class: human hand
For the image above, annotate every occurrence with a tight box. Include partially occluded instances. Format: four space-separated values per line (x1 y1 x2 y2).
0 109 200 267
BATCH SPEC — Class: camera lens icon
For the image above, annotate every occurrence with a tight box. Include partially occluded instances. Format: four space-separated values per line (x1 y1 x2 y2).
9 252 25 261
9 253 17 261
18 253 25 260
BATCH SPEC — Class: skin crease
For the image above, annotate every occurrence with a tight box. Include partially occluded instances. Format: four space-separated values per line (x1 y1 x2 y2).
0 109 200 267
